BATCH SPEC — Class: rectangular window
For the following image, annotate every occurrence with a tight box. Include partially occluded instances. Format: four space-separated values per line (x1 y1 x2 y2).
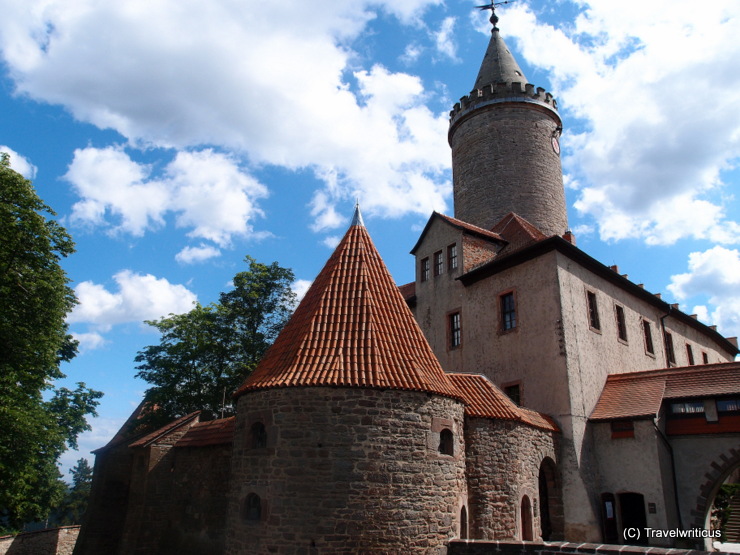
587 291 601 331
420 257 430 282
504 384 521 405
434 251 443 277
702 351 709 364
643 320 655 355
665 332 676 365
449 312 461 350
670 401 705 415
615 305 627 342
501 292 517 331
610 420 634 439
447 243 458 271
686 344 695 365
717 398 740 413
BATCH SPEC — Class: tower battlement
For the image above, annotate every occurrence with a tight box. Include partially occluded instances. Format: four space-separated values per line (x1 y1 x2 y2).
450 81 559 128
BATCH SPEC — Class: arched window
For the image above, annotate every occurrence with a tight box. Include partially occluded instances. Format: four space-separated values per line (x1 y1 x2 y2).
521 495 533 541
250 421 267 449
242 493 262 522
460 506 468 539
439 428 454 456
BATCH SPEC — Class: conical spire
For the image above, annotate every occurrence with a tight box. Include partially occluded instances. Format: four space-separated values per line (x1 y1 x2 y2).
235 213 460 400
473 25 527 90
350 200 364 227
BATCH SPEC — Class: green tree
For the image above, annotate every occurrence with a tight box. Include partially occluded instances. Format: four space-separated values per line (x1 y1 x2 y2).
135 256 295 426
48 458 93 526
0 153 103 533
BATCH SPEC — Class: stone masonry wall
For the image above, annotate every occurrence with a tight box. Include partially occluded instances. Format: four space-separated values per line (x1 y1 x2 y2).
466 418 560 541
226 387 467 554
450 103 566 237
0 526 79 555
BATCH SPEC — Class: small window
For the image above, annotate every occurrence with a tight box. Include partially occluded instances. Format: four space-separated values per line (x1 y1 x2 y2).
449 312 461 349
504 384 521 406
717 398 740 413
643 320 654 355
686 344 695 366
702 351 709 364
501 292 517 331
250 422 267 449
439 428 454 455
447 244 458 271
587 291 600 331
664 332 676 365
242 493 262 522
434 251 444 277
615 305 627 342
670 401 705 415
610 420 634 439
420 257 430 282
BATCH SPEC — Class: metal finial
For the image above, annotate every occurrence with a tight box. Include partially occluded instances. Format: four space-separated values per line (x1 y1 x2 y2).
350 200 364 227
475 0 513 30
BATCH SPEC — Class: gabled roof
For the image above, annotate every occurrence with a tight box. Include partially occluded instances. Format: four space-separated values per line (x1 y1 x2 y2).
490 212 547 252
590 362 740 421
398 281 415 303
235 211 462 400
448 373 559 432
128 411 201 448
92 400 153 454
175 417 235 448
410 212 506 255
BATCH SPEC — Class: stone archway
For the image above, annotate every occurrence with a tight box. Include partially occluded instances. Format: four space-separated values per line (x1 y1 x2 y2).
691 447 740 533
538 457 564 541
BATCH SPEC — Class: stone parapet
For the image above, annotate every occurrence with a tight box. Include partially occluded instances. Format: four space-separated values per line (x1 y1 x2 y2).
0 526 80 555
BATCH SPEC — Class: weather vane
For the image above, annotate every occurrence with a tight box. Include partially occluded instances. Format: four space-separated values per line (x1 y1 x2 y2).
475 0 513 29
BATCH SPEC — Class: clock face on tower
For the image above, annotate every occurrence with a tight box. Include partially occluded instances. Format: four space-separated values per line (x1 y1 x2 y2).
551 136 560 155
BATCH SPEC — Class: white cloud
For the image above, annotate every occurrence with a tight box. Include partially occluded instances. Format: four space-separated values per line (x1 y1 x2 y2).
433 17 458 61
58 417 127 479
72 331 107 352
501 1 740 245
0 145 37 178
291 279 313 303
1 0 450 229
66 146 267 246
322 235 342 249
176 244 222 265
667 246 740 338
68 270 197 331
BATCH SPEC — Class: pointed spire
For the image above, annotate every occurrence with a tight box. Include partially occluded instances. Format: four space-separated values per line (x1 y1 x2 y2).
350 199 364 227
235 211 460 400
473 25 528 90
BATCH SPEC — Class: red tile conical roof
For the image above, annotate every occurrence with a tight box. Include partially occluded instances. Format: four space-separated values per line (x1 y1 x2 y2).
235 213 460 400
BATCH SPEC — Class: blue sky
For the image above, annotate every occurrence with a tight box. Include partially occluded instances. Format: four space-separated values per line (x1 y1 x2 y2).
1 0 739 476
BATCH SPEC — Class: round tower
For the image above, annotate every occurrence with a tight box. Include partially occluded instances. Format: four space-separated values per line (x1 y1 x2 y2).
449 11 568 236
225 208 468 554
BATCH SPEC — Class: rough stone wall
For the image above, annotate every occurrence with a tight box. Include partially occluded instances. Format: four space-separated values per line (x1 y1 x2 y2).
225 387 467 554
0 526 79 555
72 445 134 555
465 418 560 541
449 103 567 237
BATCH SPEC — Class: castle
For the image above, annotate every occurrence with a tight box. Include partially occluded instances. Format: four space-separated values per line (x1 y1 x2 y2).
73 10 740 555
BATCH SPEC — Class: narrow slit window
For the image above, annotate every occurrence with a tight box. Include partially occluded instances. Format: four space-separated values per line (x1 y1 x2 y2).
439 428 454 455
434 251 443 277
420 257 430 282
587 291 600 330
501 292 516 331
447 243 458 271
643 320 654 354
615 305 627 342
664 332 676 364
686 344 695 366
449 312 461 349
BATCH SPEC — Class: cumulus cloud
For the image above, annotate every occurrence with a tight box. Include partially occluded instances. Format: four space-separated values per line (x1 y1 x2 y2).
434 17 458 61
501 0 740 245
667 246 740 338
291 279 313 303
1 0 450 230
65 147 267 246
0 145 36 178
72 331 108 353
68 270 197 331
176 244 222 265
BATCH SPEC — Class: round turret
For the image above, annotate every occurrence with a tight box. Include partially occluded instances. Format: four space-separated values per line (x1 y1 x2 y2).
449 22 568 236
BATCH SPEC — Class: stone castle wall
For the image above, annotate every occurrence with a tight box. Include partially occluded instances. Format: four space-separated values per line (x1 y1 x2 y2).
465 418 561 541
449 102 566 236
0 526 79 555
226 387 467 554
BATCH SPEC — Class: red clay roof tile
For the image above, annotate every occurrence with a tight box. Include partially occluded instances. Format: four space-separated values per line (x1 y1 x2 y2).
590 362 740 421
235 220 462 400
490 212 548 255
175 417 235 448
448 373 559 432
128 411 201 448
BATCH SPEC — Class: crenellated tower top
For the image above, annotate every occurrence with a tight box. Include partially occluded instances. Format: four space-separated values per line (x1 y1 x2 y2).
448 5 568 237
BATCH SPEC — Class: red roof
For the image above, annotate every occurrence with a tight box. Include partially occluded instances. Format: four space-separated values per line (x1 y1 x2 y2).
410 211 506 255
448 373 559 432
175 417 235 447
398 281 415 302
590 362 740 421
490 212 547 255
235 218 462 400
